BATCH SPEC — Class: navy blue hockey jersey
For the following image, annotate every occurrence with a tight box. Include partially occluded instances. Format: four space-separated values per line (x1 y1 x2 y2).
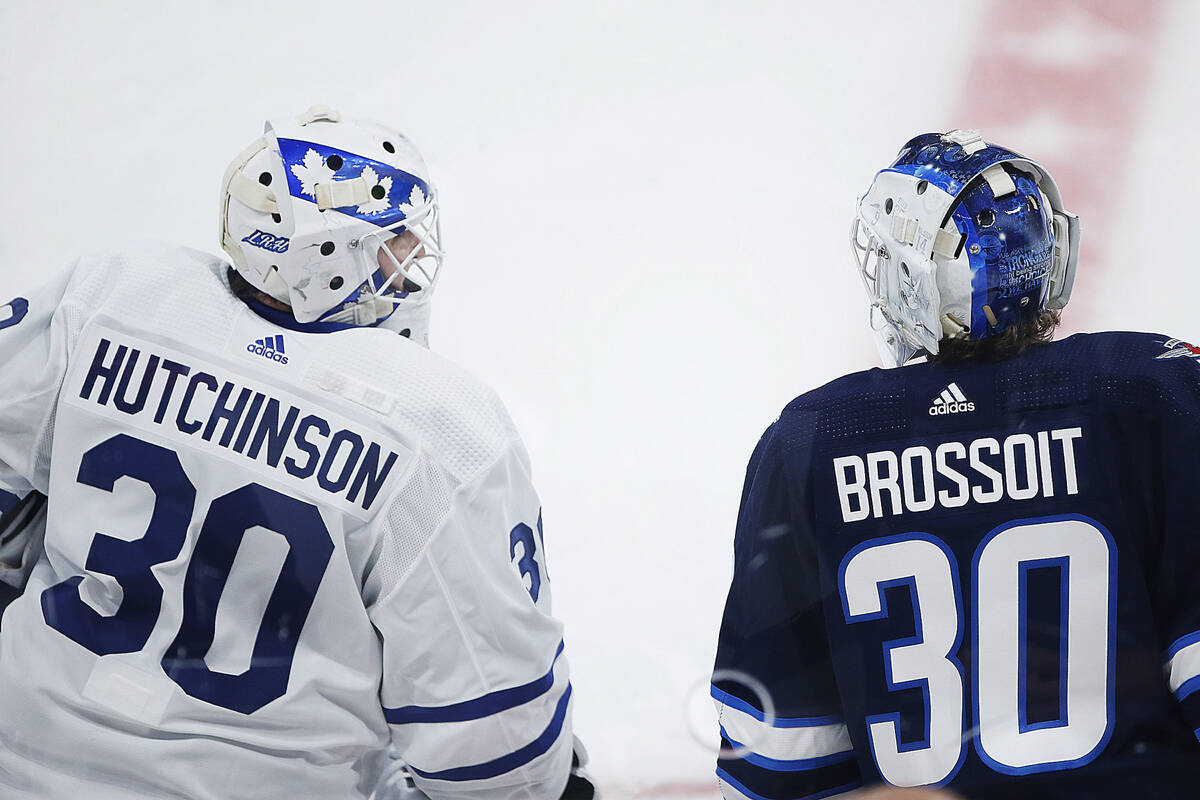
713 332 1200 799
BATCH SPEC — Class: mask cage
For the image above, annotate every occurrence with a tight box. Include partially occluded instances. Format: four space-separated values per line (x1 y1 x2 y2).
317 187 445 327
354 188 444 298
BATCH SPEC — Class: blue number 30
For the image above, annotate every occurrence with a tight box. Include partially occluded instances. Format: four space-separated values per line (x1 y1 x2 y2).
510 511 546 602
41 434 333 714
0 297 29 331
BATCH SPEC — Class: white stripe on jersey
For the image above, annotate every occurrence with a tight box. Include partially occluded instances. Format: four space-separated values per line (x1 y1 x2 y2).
1166 632 1200 699
712 698 852 763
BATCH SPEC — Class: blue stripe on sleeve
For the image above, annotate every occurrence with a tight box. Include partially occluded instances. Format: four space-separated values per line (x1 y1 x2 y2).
711 684 844 728
1166 630 1200 662
0 490 19 515
386 641 564 724
720 727 854 771
409 683 571 782
717 766 860 800
1175 675 1200 702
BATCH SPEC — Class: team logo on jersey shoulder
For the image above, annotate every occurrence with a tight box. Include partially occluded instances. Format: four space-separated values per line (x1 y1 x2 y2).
929 382 975 416
241 229 290 253
1155 338 1200 361
247 334 288 364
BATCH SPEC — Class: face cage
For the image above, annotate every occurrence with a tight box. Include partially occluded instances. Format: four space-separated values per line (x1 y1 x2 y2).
849 215 926 361
850 217 896 331
349 189 444 311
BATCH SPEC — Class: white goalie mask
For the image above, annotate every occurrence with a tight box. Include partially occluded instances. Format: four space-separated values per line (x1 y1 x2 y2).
220 106 444 340
850 130 1079 368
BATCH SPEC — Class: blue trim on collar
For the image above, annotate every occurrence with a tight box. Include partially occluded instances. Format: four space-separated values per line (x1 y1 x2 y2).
239 295 363 333
238 296 403 333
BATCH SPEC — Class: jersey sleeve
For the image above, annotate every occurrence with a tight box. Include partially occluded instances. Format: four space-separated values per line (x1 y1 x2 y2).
1154 356 1200 744
713 423 862 800
368 437 572 800
0 266 77 586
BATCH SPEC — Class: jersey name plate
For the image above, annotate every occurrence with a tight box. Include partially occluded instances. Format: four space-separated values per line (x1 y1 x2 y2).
63 323 409 520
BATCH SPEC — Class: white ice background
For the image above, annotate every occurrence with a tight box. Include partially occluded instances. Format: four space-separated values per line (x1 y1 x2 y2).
3 1 1198 796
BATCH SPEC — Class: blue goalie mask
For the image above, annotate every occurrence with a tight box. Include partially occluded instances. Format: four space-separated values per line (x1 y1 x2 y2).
850 129 1079 367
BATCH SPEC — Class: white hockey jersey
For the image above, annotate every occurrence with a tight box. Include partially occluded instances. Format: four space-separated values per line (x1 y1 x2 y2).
0 245 573 800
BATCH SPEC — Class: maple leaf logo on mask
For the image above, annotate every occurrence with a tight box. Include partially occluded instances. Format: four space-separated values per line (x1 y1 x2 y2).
397 185 427 219
290 149 335 197
356 166 393 216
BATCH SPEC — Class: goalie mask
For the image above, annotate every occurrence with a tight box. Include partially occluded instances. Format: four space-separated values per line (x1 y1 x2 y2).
220 106 444 339
850 130 1079 367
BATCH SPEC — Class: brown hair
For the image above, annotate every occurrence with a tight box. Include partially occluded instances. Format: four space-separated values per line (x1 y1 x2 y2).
226 267 292 312
927 309 1061 364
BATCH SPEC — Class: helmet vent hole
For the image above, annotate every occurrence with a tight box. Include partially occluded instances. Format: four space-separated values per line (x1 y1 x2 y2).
329 276 344 290
900 261 910 276
326 155 343 170
371 185 386 200
399 328 411 338
258 172 273 186
383 141 395 154
978 209 995 227
320 241 335 256
271 213 282 223
885 198 894 215
916 180 928 195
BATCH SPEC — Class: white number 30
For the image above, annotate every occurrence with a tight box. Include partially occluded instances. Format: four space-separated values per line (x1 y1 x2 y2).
838 515 1116 787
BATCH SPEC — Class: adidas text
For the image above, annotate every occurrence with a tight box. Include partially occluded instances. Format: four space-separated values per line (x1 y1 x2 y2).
930 400 975 416
929 382 973 416
247 335 288 364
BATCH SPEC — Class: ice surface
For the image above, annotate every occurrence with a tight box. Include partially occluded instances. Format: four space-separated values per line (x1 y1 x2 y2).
2 1 1197 796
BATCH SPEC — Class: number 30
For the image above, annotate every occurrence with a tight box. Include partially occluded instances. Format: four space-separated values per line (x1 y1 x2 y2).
42 434 333 714
838 516 1116 786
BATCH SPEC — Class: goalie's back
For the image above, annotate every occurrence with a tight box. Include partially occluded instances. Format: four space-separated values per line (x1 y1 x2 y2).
0 245 568 799
714 330 1200 799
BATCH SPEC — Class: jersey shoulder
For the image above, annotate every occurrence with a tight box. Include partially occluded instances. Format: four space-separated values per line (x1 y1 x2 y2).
1024 331 1200 421
63 243 242 337
773 363 903 454
311 329 521 485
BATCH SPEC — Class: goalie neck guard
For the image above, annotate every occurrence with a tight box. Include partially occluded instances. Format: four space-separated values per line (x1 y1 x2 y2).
220 106 444 339
850 129 1079 367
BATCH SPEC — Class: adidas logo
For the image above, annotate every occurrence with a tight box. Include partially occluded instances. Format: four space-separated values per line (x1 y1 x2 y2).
929 382 974 416
247 334 289 364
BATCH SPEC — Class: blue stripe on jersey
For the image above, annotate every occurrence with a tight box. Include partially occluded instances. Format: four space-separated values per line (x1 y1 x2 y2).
1166 630 1200 661
0 489 19 514
711 684 844 728
720 727 854 772
1194 727 1200 743
409 683 571 782
1175 675 1200 702
717 766 861 800
385 641 564 724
